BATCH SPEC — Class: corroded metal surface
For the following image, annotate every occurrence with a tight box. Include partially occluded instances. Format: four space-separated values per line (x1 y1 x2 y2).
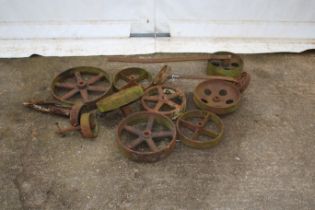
207 51 243 78
113 67 152 90
193 79 241 115
176 110 224 149
23 100 84 126
108 54 232 63
141 85 186 120
56 112 98 139
96 85 144 112
116 111 177 162
80 112 98 138
153 65 172 85
51 66 112 104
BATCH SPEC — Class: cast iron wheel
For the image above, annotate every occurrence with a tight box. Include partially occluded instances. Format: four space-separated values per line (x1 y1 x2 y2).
113 67 152 90
52 66 112 104
176 110 224 149
193 79 241 115
141 85 186 119
207 51 243 78
80 112 98 138
116 111 177 162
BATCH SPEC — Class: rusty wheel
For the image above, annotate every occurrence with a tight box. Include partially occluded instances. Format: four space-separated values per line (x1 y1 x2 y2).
113 67 152 90
141 85 186 119
193 79 241 115
80 112 98 138
176 110 224 149
52 66 112 104
207 51 243 78
116 111 177 162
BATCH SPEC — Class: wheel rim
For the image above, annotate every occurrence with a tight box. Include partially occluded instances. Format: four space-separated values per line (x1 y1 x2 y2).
141 85 186 119
193 79 241 115
51 66 112 104
113 67 152 90
116 111 177 162
176 110 224 149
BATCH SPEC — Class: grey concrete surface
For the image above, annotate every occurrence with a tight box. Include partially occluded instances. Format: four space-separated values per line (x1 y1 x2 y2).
0 53 314 210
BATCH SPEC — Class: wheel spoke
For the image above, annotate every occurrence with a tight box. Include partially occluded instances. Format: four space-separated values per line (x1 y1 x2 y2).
87 85 107 92
55 82 76 89
165 100 178 108
145 138 159 152
119 72 131 82
179 119 197 132
80 89 89 102
157 86 164 95
146 116 155 130
87 73 104 85
199 128 218 138
74 71 83 82
154 101 164 111
124 125 142 136
151 131 173 138
166 92 180 100
126 137 144 149
61 88 79 100
143 95 159 101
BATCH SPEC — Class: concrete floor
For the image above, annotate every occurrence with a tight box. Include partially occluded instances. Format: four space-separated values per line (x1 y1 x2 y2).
0 53 314 210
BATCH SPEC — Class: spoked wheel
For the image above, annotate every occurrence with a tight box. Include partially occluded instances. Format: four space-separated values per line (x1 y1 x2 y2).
116 111 177 162
113 67 152 90
52 66 112 104
141 85 186 119
193 79 241 115
176 110 224 149
207 51 243 78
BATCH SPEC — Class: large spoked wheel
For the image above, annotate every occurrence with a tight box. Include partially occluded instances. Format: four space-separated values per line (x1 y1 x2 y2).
141 85 186 119
116 111 177 162
51 66 112 104
176 110 224 149
193 79 241 115
113 67 152 90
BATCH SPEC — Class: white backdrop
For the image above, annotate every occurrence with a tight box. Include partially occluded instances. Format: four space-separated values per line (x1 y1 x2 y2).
0 0 314 57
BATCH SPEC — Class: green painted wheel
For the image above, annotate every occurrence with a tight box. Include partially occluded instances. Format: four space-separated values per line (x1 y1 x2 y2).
207 52 243 78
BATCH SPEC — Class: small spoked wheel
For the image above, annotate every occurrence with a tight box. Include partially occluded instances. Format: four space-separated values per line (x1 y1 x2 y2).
193 79 241 115
141 85 186 119
116 111 177 162
113 67 152 90
176 110 224 149
51 66 112 104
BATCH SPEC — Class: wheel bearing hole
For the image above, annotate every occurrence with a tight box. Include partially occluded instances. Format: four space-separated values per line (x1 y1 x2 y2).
204 89 212 96
219 89 227 96
201 98 208 104
226 99 234 104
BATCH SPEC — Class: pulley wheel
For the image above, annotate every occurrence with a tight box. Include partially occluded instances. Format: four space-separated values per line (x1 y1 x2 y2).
80 112 98 138
113 67 152 90
176 110 224 149
193 79 241 115
141 85 186 120
116 111 177 162
207 51 243 78
52 66 112 104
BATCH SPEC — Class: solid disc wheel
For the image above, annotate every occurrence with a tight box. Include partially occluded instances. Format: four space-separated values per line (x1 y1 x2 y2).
80 112 98 138
193 79 241 115
52 66 112 104
207 51 243 78
113 67 152 90
141 85 186 119
176 110 224 149
116 111 177 162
